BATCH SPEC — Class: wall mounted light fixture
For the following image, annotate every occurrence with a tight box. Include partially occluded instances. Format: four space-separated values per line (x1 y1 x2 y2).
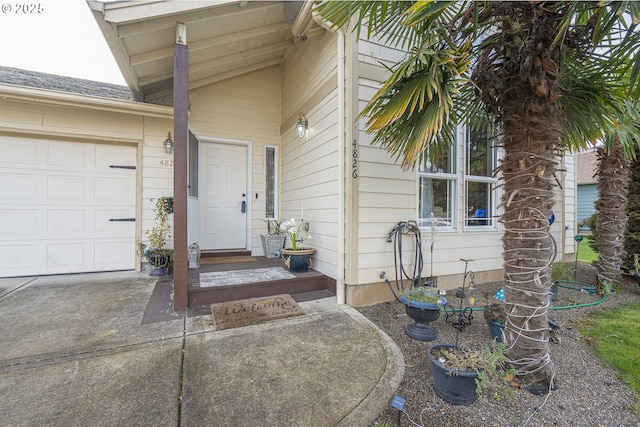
295 113 308 138
163 132 174 154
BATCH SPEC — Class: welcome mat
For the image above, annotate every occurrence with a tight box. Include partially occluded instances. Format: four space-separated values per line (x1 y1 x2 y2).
210 294 304 330
199 256 257 266
199 267 296 287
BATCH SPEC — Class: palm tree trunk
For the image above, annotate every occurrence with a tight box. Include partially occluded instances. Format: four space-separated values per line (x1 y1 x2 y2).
595 141 631 287
500 80 561 386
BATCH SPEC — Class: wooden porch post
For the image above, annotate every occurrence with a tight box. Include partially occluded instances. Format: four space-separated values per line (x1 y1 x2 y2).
173 23 189 309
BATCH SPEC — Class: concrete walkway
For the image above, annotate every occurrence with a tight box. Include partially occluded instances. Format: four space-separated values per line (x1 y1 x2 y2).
0 272 404 426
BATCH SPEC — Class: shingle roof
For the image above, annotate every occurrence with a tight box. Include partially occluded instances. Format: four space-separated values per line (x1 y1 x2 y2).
0 66 133 101
576 150 598 184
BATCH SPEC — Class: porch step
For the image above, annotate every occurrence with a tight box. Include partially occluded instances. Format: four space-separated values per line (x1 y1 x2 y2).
200 249 251 258
188 271 335 307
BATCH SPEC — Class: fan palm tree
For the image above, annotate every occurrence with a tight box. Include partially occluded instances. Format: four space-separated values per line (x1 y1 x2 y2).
593 100 640 289
317 1 640 387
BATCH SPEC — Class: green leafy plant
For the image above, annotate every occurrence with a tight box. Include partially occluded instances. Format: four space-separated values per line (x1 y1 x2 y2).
280 218 311 250
266 218 283 235
475 343 518 400
483 302 506 325
401 287 440 304
436 342 517 400
551 262 573 282
138 197 173 270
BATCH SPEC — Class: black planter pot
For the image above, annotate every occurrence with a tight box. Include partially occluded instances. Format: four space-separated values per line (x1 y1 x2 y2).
427 344 480 405
488 321 505 343
398 296 446 341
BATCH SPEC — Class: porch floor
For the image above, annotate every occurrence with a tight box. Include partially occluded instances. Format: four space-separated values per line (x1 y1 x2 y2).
186 255 336 308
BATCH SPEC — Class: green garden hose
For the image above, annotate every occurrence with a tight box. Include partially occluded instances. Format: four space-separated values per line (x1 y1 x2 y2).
447 280 607 313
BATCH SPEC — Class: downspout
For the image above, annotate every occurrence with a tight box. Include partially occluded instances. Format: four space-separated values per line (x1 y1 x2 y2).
313 10 346 305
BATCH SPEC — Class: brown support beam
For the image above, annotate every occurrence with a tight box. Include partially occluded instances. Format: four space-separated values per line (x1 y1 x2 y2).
173 25 189 310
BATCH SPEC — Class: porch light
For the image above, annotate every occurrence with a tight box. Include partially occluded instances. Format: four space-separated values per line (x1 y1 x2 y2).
163 132 174 154
295 113 308 138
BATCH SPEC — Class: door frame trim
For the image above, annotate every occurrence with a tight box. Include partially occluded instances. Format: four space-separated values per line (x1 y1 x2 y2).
198 136 252 251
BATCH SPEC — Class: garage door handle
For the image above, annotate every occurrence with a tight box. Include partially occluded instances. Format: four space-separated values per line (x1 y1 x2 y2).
109 218 136 222
109 165 136 170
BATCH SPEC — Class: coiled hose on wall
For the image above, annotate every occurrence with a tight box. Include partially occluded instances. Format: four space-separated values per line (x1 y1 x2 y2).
382 221 424 302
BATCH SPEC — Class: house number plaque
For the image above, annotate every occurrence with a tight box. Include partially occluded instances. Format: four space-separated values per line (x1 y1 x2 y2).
352 139 358 178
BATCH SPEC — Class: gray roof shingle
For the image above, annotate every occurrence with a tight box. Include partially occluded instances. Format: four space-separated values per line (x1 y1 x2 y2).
0 66 133 101
577 150 598 184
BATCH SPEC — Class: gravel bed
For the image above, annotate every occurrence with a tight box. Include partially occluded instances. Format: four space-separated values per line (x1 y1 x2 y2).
357 264 640 427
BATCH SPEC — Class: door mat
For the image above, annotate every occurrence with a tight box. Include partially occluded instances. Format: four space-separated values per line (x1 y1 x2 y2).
199 256 257 265
199 267 295 287
211 294 304 330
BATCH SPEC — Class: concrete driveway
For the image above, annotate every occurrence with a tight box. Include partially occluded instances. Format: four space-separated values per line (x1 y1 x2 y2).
0 272 403 426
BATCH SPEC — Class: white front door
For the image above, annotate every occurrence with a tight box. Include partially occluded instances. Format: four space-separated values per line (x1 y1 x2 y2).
198 142 247 250
0 136 136 277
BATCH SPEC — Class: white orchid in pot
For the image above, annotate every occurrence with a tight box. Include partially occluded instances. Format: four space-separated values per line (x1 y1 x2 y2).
280 218 314 272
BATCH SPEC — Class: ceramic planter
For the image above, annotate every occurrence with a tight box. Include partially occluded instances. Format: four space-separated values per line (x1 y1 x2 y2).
282 248 315 272
427 344 480 405
261 234 286 258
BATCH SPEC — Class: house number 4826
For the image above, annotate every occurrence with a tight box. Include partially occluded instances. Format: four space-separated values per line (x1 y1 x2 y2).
352 139 358 178
160 159 174 167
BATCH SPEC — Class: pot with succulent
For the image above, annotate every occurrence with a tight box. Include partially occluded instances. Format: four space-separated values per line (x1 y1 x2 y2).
483 301 506 343
280 218 314 272
398 286 448 341
427 341 517 405
261 219 286 258
138 197 173 276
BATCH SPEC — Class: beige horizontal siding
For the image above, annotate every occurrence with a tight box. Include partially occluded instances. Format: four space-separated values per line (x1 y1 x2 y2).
187 66 281 254
281 31 339 278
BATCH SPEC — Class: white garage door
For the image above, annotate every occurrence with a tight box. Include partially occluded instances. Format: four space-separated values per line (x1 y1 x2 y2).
0 136 136 277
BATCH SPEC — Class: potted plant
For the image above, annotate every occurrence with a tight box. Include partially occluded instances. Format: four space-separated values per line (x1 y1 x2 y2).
551 261 573 301
398 287 447 341
280 217 314 272
138 197 173 276
427 341 517 405
261 219 286 258
483 302 506 342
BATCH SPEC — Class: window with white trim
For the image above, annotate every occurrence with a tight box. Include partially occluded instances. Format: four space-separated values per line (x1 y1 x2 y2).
265 146 277 219
418 141 457 228
464 127 497 228
417 125 498 230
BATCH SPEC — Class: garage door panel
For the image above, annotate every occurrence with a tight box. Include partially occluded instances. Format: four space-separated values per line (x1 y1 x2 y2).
95 144 136 168
0 138 136 277
95 242 134 268
0 173 38 200
0 245 37 272
47 210 87 236
94 210 134 235
48 141 88 168
0 136 38 165
0 210 37 237
95 177 133 203
47 243 86 269
47 176 87 202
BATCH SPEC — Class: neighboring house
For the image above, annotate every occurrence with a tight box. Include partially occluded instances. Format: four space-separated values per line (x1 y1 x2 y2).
576 150 599 231
0 0 577 308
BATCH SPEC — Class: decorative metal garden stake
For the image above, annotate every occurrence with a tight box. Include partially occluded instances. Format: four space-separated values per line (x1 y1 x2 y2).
444 259 475 347
574 234 584 282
